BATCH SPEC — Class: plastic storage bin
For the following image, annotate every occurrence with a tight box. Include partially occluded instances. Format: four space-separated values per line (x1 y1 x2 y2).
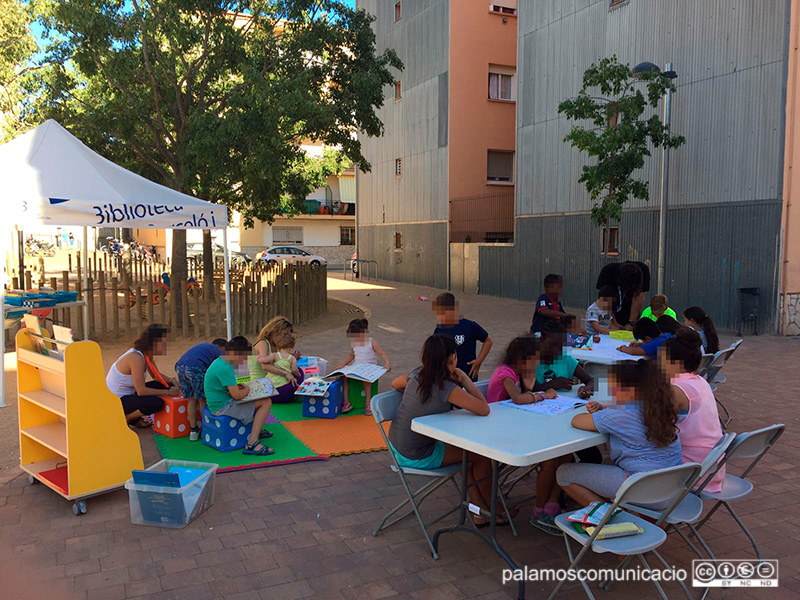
297 356 328 377
125 459 217 528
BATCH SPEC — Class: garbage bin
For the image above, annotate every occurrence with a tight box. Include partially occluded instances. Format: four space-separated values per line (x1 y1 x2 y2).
737 287 760 336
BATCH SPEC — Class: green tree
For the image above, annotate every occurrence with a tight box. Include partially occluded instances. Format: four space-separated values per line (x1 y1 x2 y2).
558 56 685 226
31 0 401 308
0 0 38 140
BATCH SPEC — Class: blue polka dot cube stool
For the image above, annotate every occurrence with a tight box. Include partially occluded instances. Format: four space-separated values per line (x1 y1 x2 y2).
200 407 249 452
301 379 344 419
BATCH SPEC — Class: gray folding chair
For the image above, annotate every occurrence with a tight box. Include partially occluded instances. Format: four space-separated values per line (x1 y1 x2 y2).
621 433 736 562
548 463 702 600
694 424 785 560
370 390 463 559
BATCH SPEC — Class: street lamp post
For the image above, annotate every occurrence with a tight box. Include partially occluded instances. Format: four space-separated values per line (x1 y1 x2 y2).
632 62 676 295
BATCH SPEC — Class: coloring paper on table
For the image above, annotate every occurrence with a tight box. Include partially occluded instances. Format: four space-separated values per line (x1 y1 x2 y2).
296 377 334 397
236 378 276 403
568 334 593 350
326 363 387 383
500 396 588 417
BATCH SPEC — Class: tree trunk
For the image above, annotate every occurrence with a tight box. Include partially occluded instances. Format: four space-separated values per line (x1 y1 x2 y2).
172 228 187 325
121 228 133 243
202 229 214 301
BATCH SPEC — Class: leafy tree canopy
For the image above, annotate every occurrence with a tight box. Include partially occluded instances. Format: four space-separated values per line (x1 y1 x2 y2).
29 0 401 226
558 56 685 226
0 0 38 140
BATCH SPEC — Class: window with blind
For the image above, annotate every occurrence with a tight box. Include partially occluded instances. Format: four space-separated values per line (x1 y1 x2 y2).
394 81 402 101
340 227 355 246
488 65 516 101
487 151 514 184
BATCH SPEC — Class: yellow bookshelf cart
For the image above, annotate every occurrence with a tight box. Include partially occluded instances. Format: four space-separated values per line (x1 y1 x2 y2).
16 329 143 515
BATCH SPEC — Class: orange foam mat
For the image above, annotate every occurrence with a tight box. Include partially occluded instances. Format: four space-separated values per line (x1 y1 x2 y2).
283 414 390 456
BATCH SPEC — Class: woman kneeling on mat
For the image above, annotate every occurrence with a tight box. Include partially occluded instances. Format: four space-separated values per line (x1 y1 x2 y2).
106 324 178 428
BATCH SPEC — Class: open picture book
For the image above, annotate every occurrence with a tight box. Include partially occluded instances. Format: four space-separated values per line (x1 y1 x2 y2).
235 378 276 403
325 363 387 383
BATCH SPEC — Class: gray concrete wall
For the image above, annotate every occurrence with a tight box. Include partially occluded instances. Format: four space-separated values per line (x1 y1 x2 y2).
357 0 450 288
480 0 791 331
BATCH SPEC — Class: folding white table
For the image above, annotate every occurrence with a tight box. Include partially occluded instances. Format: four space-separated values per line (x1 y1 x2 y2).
568 334 640 403
411 401 608 600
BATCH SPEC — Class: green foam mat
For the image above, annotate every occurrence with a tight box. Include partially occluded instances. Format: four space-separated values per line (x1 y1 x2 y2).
154 423 325 472
273 381 377 422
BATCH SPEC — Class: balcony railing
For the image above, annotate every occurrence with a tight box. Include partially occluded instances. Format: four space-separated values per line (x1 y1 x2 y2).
296 200 355 216
450 192 514 243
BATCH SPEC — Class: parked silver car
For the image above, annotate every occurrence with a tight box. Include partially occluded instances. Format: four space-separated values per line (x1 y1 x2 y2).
186 243 251 268
256 246 327 268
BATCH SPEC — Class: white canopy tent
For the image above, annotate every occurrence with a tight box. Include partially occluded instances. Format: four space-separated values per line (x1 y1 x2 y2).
1 119 233 408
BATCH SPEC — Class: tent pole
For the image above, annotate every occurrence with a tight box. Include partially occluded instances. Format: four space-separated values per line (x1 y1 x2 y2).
0 234 6 408
222 227 232 340
82 226 89 340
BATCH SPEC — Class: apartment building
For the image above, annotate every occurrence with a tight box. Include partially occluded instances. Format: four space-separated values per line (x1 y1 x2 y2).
357 0 518 288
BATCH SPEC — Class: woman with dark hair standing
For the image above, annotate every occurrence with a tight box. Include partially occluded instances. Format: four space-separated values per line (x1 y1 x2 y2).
106 324 178 427
389 335 503 525
595 261 651 330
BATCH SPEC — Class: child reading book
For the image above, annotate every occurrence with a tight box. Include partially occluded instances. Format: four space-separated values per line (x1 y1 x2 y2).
204 337 274 455
175 338 227 441
585 285 617 335
335 319 391 415
258 330 304 403
432 293 493 381
557 359 682 508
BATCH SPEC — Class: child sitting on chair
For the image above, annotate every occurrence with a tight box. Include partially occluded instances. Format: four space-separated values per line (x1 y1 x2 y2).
487 335 557 404
558 359 682 508
204 336 274 456
619 318 674 358
258 330 304 404
336 318 391 415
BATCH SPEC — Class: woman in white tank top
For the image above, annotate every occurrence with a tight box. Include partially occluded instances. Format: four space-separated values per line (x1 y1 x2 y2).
335 319 391 415
106 325 177 427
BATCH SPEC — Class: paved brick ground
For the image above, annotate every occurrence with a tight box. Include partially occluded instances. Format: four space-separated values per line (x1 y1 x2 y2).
1 274 799 599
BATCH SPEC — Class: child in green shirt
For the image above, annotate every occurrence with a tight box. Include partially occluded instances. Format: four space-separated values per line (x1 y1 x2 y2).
641 294 677 322
204 336 274 455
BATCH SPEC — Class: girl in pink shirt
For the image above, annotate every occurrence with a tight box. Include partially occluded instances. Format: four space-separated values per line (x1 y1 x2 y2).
487 336 565 535
658 328 726 492
487 335 557 404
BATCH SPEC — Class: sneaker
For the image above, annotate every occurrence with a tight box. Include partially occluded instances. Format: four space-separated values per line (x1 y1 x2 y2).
189 426 201 442
529 512 562 536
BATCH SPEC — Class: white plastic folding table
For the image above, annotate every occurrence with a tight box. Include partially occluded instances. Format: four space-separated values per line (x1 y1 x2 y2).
568 334 641 403
411 400 608 600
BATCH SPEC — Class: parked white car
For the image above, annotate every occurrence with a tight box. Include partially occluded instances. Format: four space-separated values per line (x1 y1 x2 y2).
256 246 327 268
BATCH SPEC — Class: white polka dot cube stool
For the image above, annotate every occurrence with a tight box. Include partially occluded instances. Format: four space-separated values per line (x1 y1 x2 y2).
300 379 344 419
200 407 249 452
152 395 201 439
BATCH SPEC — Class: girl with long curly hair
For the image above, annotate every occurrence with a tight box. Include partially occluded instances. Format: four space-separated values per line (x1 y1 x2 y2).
557 358 682 508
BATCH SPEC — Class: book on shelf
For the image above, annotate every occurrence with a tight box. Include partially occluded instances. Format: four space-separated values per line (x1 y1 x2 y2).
22 314 49 356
